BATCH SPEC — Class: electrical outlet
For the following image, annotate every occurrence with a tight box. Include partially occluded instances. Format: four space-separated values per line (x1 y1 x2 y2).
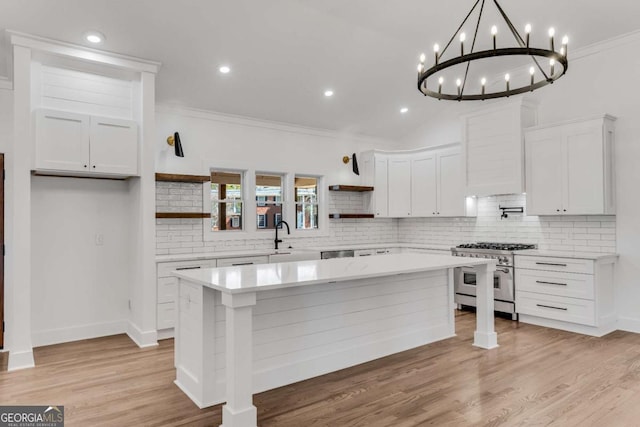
95 233 104 246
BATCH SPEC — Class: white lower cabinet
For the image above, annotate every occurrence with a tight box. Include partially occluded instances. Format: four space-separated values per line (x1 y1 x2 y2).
156 259 217 339
216 255 269 267
515 255 616 336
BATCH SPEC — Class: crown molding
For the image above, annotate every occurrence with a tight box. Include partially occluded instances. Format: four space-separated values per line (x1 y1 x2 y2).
571 28 640 61
6 30 161 74
155 103 391 146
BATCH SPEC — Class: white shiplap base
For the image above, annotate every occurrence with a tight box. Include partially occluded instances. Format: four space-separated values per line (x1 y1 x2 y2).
175 270 455 408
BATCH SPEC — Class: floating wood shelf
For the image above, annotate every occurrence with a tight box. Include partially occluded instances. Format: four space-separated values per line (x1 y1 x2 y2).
155 173 210 183
328 185 374 192
328 213 375 219
156 212 211 219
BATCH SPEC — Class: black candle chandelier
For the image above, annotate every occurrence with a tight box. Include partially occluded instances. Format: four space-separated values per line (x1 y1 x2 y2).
416 0 569 101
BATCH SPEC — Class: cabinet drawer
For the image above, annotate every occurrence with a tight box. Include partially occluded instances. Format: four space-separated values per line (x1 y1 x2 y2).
157 277 178 303
216 255 268 267
157 302 175 329
516 291 595 326
516 270 594 300
157 259 215 278
179 281 203 305
515 256 594 274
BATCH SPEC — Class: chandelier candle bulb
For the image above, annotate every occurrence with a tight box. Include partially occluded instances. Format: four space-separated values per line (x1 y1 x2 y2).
434 43 440 65
491 26 498 49
562 35 569 56
550 58 555 76
460 32 466 55
481 77 486 95
438 76 444 94
529 66 535 88
505 73 510 92
525 24 532 47
549 27 555 51
456 78 462 96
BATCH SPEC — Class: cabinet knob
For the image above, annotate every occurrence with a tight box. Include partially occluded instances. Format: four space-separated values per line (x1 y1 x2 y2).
92 165 96 169
563 209 567 212
556 209 560 212
432 212 435 215
84 164 87 168
437 212 440 215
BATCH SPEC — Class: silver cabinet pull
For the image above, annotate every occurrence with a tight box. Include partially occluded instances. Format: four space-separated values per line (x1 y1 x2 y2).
176 266 202 270
536 280 567 286
535 262 568 267
536 304 568 311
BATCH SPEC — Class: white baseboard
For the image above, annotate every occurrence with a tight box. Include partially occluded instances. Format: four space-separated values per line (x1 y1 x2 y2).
31 320 128 347
126 321 158 348
8 349 35 371
157 328 174 341
519 315 617 337
617 316 640 333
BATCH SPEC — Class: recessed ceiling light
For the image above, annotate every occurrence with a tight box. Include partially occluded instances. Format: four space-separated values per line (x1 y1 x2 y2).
219 65 231 74
324 90 334 97
84 31 105 44
400 107 409 114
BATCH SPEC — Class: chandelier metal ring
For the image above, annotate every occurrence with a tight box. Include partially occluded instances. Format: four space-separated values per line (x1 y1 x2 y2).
418 47 568 101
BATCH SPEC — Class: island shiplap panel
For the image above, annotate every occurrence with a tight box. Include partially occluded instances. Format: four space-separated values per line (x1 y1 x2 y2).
185 271 453 407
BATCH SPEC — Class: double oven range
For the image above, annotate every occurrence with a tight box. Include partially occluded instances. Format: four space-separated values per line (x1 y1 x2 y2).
451 242 536 319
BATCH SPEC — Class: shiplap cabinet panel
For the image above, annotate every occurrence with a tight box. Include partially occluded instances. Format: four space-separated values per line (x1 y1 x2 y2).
462 99 538 196
525 115 616 216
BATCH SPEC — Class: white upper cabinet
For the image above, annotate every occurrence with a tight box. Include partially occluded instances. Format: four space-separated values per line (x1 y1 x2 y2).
525 115 616 216
361 145 474 218
388 157 412 217
410 154 437 216
360 152 389 217
461 99 538 196
35 108 138 178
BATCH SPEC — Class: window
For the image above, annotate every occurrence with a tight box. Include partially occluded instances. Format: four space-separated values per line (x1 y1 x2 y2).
295 176 319 229
256 173 283 230
210 170 243 231
274 213 281 226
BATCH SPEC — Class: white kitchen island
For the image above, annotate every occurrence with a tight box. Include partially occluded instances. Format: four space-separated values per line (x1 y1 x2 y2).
173 253 496 427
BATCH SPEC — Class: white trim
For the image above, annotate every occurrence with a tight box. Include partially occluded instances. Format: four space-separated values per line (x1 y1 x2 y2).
156 103 390 145
0 76 12 90
617 316 640 334
7 30 161 74
8 350 35 371
519 314 617 337
31 320 128 347
126 321 159 348
570 28 640 61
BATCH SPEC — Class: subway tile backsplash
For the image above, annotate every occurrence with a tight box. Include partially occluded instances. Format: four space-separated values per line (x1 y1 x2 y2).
156 185 616 255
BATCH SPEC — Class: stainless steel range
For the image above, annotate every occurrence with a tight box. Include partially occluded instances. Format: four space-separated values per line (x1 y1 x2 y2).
451 242 537 319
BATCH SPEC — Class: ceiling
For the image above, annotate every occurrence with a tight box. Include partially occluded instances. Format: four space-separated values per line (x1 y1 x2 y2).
1 0 639 140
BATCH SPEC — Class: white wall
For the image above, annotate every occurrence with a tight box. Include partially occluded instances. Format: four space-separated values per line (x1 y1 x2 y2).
30 177 132 346
154 107 401 254
400 34 640 331
0 88 11 153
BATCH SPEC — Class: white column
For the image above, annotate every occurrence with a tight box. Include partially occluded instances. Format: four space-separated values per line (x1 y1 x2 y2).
6 44 35 370
473 261 498 349
220 292 257 427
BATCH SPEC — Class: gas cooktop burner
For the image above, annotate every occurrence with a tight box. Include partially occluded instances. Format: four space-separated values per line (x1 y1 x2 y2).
456 242 537 251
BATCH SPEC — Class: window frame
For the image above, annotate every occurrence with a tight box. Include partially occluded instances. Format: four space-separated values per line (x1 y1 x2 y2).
255 172 285 234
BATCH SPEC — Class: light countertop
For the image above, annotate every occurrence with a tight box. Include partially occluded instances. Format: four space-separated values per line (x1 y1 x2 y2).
155 243 452 263
173 253 495 294
516 249 618 261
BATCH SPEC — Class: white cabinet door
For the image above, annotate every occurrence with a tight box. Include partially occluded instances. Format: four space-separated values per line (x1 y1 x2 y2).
90 116 138 175
374 157 389 217
387 158 411 217
410 155 437 217
563 122 604 215
437 149 465 217
35 109 90 172
525 127 564 215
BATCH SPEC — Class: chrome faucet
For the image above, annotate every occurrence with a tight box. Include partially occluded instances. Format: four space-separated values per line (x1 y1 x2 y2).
274 220 290 250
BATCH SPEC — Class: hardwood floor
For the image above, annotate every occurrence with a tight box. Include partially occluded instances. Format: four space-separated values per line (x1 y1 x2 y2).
1 311 639 426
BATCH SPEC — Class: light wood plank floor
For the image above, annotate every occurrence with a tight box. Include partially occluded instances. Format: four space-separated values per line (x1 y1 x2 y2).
1 311 640 426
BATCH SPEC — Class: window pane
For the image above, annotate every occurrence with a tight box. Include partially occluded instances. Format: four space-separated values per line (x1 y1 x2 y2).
296 203 318 229
295 176 317 203
211 171 242 200
256 174 283 230
212 202 243 231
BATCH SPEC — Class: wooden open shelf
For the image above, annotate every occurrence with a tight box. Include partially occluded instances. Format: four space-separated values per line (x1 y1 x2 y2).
328 185 374 192
328 213 375 219
156 212 211 219
155 173 210 183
